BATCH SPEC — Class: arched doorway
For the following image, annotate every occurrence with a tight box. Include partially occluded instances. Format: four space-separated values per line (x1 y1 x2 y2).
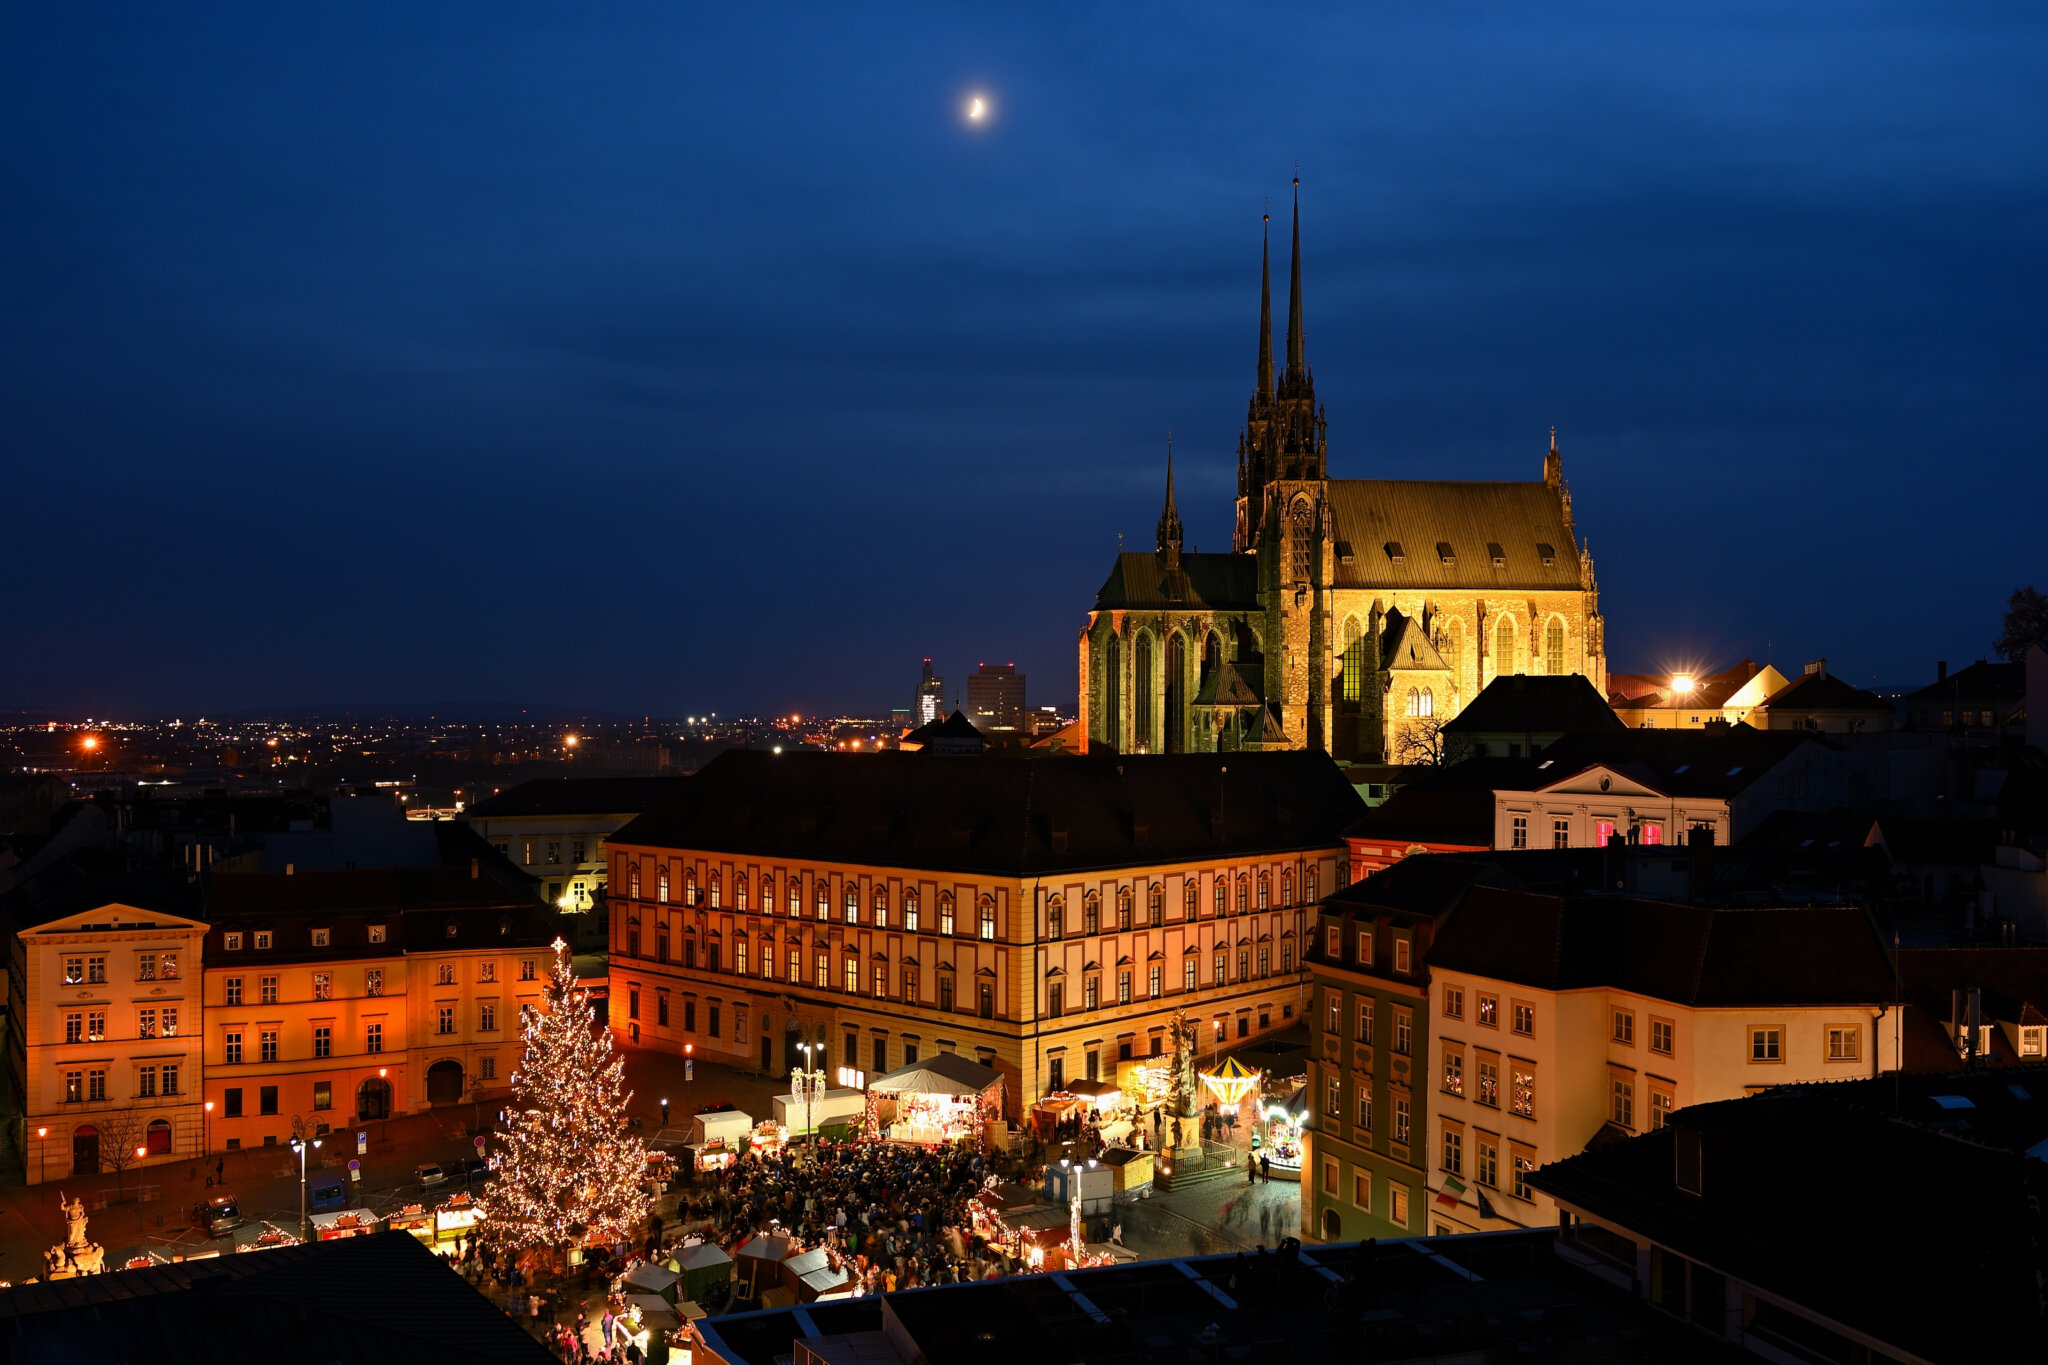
427 1059 464 1106
72 1124 99 1175
1320 1207 1341 1241
145 1118 173 1156
358 1077 393 1120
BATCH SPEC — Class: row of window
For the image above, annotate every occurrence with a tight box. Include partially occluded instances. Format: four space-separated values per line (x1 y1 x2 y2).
1509 815 1704 850
62 1064 183 1103
1336 614 1572 705
1324 993 1416 1055
62 952 180 985
219 1002 514 1065
1321 924 1414 974
627 865 1323 930
1427 1132 1536 1200
218 958 535 1006
521 837 593 867
1441 987 1536 1037
1437 1046 1538 1118
62 1007 182 1044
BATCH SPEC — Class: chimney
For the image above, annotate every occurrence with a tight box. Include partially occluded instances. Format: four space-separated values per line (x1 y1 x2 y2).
285 862 294 877
1673 1125 1703 1197
1937 661 1948 681
1804 659 1827 677
1687 824 1716 902
471 857 480 880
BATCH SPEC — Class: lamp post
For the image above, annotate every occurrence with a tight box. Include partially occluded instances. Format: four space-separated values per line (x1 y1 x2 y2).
378 1067 390 1142
794 1042 825 1150
290 1135 322 1244
202 1101 214 1160
35 1126 47 1187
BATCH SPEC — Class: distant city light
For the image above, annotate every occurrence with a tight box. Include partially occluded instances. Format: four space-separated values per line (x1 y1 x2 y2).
564 734 579 747
80 735 100 751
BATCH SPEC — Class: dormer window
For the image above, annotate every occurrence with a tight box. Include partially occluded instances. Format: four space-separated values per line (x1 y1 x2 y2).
223 933 242 952
445 921 459 939
311 928 330 948
1487 541 1505 567
1436 541 1455 565
368 924 387 944
1537 542 1556 566
1385 541 1405 565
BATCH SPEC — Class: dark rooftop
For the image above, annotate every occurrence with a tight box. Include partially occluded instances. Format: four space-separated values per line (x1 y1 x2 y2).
1905 658 2025 702
1759 668 1894 714
1524 724 1823 799
0 850 202 933
1529 1069 2048 1363
464 775 692 819
1441 673 1625 736
0 1229 555 1364
612 749 1365 875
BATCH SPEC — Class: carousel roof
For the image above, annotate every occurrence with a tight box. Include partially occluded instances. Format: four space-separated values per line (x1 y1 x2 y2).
868 1051 1003 1097
1203 1056 1257 1083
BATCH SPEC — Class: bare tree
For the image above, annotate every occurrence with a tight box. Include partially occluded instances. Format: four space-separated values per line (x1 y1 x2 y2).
95 1104 148 1201
1393 716 1447 766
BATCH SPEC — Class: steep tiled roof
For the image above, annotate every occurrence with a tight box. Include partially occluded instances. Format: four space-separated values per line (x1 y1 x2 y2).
1324 480 1580 592
1379 608 1445 672
465 776 690 819
0 851 202 932
1441 674 1623 735
0 1229 557 1363
1905 658 2025 701
1760 669 1894 714
1428 889 1895 1004
1529 1072 2048 1363
612 750 1364 875
1094 552 1258 610
1525 725 1822 799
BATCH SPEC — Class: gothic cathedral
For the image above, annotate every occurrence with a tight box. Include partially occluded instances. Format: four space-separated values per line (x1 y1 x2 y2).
1079 185 1607 761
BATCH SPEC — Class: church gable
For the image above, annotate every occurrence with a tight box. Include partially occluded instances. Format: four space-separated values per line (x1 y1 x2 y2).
1325 479 1581 592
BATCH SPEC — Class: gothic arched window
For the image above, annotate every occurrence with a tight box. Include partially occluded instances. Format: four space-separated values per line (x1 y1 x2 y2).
1496 616 1517 675
1134 635 1154 752
1341 619 1364 703
1443 618 1464 682
1290 503 1313 584
1419 688 1434 718
1545 618 1566 676
1406 687 1421 717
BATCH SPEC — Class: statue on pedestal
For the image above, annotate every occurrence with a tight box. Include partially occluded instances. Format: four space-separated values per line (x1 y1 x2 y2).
45 1192 106 1278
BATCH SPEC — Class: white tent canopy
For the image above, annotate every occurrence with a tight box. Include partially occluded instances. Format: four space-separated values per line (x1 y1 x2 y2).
867 1051 1003 1098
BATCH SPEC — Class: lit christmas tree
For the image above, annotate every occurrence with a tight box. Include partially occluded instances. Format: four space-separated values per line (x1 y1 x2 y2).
482 938 650 1264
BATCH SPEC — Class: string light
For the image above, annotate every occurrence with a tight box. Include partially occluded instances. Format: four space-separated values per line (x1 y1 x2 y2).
480 938 651 1259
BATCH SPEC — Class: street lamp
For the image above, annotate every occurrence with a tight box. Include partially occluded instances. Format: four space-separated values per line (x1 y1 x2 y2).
35 1126 47 1187
794 1042 826 1150
289 1135 322 1244
202 1101 214 1160
660 1098 670 1129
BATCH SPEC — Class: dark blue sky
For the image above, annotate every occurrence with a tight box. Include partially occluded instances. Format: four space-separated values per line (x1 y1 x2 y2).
6 3 2044 717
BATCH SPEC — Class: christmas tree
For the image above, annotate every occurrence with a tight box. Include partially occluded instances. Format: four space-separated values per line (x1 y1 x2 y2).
481 938 650 1262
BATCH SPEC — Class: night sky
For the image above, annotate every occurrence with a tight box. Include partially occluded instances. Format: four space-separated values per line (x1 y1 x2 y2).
7 3 2044 718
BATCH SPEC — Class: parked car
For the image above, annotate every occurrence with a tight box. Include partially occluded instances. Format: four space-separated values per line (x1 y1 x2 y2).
415 1163 448 1188
453 1156 492 1183
309 1178 347 1212
194 1195 243 1236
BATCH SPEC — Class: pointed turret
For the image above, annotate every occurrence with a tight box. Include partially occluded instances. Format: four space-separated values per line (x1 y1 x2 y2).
1284 178 1305 381
1156 439 1183 561
1544 425 1563 487
1256 214 1273 401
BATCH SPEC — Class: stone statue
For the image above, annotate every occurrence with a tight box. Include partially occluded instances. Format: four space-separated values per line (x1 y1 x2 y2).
45 1192 106 1278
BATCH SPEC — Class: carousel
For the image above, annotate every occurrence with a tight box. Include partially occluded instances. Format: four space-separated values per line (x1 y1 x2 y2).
1253 1087 1308 1177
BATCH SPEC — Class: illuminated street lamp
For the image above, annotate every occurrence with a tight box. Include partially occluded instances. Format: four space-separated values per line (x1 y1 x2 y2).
35 1126 47 1186
202 1101 214 1159
794 1042 826 1149
1671 673 1696 696
289 1134 323 1244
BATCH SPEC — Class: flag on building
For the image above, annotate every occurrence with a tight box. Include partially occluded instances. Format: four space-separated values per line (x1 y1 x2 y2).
1436 1176 1467 1209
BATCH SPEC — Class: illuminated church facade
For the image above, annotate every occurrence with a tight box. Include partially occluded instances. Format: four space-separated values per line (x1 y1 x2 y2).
1079 188 1607 761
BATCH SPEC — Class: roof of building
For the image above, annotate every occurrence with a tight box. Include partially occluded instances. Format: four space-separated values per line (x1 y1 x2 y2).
1441 673 1624 736
1521 724 1822 799
904 710 986 745
1608 660 1766 714
1341 786 1496 848
1322 854 1520 923
1905 658 2026 702
1094 551 1258 611
0 851 203 932
1427 886 1896 1004
610 750 1364 875
1193 658 1263 708
1528 1070 2048 1362
0 1229 556 1364
207 864 547 919
464 776 691 819
1378 608 1446 673
1323 480 1583 592
1759 668 1895 714
696 1232 1727 1365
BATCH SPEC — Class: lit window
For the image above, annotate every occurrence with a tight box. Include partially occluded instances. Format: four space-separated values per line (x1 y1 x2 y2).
1611 1077 1633 1128
1650 1018 1673 1054
1512 1003 1534 1036
1443 986 1463 1019
1442 1129 1462 1176
1441 1051 1462 1096
1613 1009 1634 1045
1750 1027 1782 1062
1827 1026 1859 1062
1512 1068 1535 1118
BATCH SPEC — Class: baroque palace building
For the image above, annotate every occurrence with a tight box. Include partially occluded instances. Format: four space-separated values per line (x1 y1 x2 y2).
604 749 1363 1108
1081 185 1607 761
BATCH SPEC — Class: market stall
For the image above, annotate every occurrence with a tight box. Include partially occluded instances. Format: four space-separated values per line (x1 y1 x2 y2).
683 1109 753 1173
780 1246 855 1302
624 1261 682 1305
1100 1146 1154 1199
1044 1158 1114 1215
434 1191 483 1243
773 1087 866 1138
310 1209 384 1241
388 1205 434 1242
866 1053 1005 1146
732 1232 793 1299
1062 1078 1122 1113
671 1240 734 1305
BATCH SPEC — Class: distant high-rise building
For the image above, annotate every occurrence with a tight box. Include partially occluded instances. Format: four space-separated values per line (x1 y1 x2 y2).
915 659 945 727
967 663 1027 732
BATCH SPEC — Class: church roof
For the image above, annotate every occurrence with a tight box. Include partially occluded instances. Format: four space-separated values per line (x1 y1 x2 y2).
1326 479 1582 592
1441 674 1625 735
1194 658 1264 708
1095 552 1257 611
1380 609 1447 673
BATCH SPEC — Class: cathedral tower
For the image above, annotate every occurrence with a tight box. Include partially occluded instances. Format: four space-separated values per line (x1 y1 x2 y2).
1234 180 1328 555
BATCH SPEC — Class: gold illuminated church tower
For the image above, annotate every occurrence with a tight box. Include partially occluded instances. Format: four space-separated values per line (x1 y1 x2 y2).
1080 182 1606 759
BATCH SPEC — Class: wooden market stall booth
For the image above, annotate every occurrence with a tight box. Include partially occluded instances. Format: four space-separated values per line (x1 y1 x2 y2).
865 1052 1005 1145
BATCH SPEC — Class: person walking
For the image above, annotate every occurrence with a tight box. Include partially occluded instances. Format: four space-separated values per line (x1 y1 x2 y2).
1260 1152 1272 1183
